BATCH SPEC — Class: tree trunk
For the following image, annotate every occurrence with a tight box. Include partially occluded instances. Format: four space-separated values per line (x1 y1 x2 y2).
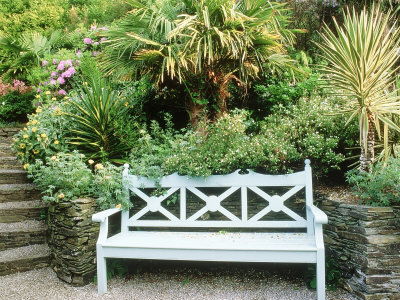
359 113 375 173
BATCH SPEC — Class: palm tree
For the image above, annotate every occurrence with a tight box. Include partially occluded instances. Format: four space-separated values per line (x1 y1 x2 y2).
99 0 296 125
317 5 400 172
0 30 61 80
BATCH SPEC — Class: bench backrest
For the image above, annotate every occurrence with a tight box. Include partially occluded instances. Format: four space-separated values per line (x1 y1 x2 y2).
121 160 314 233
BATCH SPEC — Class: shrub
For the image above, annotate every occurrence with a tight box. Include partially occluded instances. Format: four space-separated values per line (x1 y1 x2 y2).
260 95 359 179
0 91 35 122
346 157 400 206
12 102 70 165
27 151 94 202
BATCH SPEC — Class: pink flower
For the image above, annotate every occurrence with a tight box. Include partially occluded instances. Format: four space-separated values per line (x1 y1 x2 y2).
52 59 57 65
100 37 107 42
51 71 57 77
84 38 92 45
66 59 73 67
93 51 100 57
57 77 65 85
76 49 82 56
37 88 42 93
90 26 97 31
57 61 65 71
94 41 99 46
43 82 48 86
58 89 67 96
42 60 48 67
50 79 57 86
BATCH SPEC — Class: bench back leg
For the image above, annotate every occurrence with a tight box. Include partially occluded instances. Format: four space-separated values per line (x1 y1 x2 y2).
316 249 325 300
96 246 108 295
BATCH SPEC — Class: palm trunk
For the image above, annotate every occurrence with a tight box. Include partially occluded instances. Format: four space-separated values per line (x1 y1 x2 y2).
359 113 375 173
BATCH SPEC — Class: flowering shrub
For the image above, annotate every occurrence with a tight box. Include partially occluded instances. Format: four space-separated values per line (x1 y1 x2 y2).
12 102 70 165
27 151 94 202
0 79 32 96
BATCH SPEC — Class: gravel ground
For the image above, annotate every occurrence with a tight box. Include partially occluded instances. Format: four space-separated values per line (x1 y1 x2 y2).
0 264 358 300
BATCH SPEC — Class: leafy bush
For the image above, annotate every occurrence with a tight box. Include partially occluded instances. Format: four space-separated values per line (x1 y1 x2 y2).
27 151 94 202
0 91 35 122
92 162 131 210
346 157 400 206
12 102 70 165
261 95 358 179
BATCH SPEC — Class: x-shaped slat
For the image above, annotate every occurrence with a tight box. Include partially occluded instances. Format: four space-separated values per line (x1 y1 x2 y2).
249 185 305 222
130 187 179 221
187 187 240 221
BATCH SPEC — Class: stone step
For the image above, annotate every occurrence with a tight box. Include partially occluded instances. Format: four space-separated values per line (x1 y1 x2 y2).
0 169 30 184
0 127 23 138
0 220 47 251
0 184 41 203
0 144 14 157
0 244 50 276
0 157 22 169
0 137 14 144
0 200 47 223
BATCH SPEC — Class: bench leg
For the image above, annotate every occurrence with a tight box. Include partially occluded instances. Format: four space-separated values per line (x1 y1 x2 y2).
96 246 107 295
316 249 325 300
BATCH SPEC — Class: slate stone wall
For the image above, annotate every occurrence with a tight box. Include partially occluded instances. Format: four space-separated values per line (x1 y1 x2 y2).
320 199 400 300
48 198 99 286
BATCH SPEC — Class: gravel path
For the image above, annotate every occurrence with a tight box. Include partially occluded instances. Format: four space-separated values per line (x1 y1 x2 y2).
0 264 358 300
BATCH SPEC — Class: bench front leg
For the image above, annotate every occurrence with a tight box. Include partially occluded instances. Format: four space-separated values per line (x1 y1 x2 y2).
92 208 120 294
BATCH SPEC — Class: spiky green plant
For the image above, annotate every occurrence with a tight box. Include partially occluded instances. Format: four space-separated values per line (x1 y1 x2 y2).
65 78 130 163
317 5 400 172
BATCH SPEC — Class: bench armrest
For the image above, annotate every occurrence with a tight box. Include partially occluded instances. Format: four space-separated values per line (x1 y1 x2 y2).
306 205 328 224
92 208 121 223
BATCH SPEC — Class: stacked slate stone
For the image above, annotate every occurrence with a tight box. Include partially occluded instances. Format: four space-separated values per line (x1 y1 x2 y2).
320 199 400 300
48 198 99 286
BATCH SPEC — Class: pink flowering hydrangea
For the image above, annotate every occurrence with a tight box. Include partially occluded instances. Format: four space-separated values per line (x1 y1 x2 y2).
42 60 48 67
51 71 57 77
50 79 56 86
84 38 92 45
100 37 107 42
61 67 76 78
58 89 67 96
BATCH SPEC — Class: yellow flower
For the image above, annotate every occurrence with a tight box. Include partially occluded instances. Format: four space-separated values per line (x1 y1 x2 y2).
23 134 28 139
35 95 41 99
32 127 37 133
58 193 65 199
23 163 29 170
23 127 27 131
45 91 51 95
36 107 42 113
95 163 103 170
32 120 38 125
50 156 57 160
54 140 59 145
124 102 129 107
26 121 30 126
63 96 69 100
88 159 94 165
51 97 57 101
17 152 24 156
40 133 47 138
19 143 26 149
33 150 39 154
116 204 122 209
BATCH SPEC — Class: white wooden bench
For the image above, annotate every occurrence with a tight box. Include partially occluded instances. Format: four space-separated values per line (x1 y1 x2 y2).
92 160 328 299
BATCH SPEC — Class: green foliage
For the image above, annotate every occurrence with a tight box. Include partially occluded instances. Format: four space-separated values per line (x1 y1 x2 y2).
92 162 131 210
27 151 94 202
65 77 132 163
94 259 129 283
164 111 267 177
305 256 341 291
261 95 358 179
0 91 35 122
346 157 400 206
12 102 70 165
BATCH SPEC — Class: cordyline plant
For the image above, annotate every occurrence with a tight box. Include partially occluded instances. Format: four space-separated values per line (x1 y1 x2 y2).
317 4 400 172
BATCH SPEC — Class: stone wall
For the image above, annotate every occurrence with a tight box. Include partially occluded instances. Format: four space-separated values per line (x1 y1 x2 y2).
48 198 99 286
320 199 400 300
